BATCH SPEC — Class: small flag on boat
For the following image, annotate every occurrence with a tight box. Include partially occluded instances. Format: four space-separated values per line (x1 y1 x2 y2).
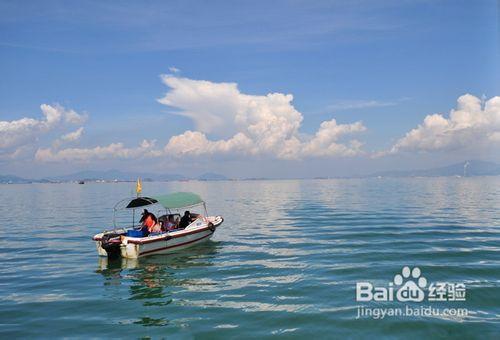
136 178 142 196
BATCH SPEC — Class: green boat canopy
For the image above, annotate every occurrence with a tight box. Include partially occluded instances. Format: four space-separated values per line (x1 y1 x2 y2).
153 192 204 209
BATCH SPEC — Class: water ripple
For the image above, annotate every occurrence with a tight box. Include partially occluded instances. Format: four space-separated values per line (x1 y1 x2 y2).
0 178 499 337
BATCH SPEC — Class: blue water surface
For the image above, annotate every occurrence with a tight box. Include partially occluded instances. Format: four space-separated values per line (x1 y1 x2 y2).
0 178 499 338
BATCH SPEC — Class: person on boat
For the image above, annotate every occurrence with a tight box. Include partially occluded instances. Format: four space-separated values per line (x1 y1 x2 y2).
164 215 178 231
141 211 161 234
179 211 191 229
149 214 162 233
139 209 150 224
138 209 151 235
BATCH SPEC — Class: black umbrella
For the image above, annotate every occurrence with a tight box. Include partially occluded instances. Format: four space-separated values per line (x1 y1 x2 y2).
125 197 158 209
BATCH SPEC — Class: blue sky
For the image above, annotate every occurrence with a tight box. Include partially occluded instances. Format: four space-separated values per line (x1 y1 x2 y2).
0 0 499 178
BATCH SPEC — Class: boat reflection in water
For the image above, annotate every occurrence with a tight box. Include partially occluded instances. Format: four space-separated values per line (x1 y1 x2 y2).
95 241 220 327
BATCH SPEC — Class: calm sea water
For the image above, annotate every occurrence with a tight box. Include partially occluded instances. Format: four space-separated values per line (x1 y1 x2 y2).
0 178 499 338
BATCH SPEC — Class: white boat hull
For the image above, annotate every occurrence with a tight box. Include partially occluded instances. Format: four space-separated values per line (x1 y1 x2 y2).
93 216 223 258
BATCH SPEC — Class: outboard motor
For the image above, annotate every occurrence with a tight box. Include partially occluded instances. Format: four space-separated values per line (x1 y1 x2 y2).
101 233 122 259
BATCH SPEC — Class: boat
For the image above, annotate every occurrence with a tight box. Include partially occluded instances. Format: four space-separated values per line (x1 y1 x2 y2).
92 192 223 258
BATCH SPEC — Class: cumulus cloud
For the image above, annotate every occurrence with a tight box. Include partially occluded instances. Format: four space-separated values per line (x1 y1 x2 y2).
158 75 366 159
0 145 34 162
51 127 85 148
64 109 87 125
33 75 367 163
0 104 87 158
382 94 500 155
60 127 84 142
165 131 254 157
302 119 366 157
35 139 160 162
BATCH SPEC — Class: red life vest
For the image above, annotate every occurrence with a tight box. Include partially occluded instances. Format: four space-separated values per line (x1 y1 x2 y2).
144 215 155 231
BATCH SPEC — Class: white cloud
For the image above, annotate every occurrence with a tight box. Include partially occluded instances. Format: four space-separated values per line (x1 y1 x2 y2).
383 94 500 155
0 117 41 149
158 75 244 134
51 127 85 148
165 131 254 157
327 99 399 111
159 75 366 160
60 127 84 142
302 119 366 157
32 76 368 164
489 131 500 142
0 145 34 161
63 109 87 125
0 104 87 158
168 66 180 73
35 139 160 162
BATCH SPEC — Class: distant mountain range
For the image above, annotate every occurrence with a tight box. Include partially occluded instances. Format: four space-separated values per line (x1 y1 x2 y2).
0 169 229 184
46 170 187 182
367 160 500 178
197 172 228 181
0 174 34 184
1 160 499 184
